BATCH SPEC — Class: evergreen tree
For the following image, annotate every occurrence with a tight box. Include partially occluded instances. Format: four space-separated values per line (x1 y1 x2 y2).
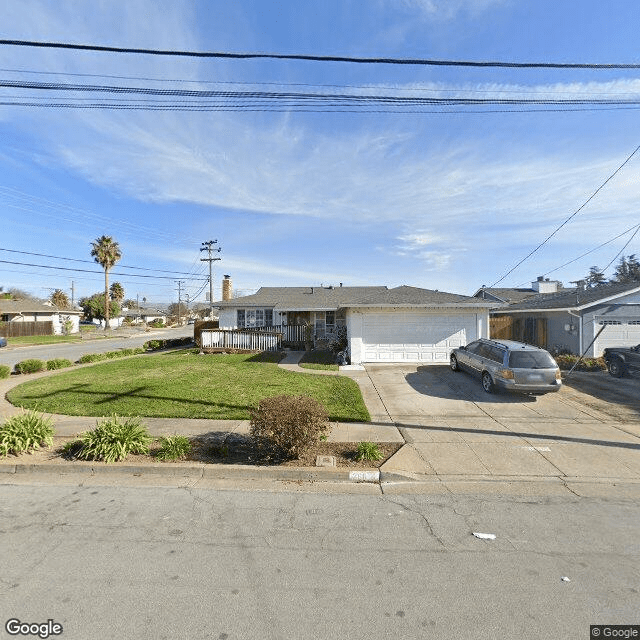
613 254 640 283
585 266 606 287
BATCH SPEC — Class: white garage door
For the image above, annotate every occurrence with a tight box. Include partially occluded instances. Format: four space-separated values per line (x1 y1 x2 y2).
362 312 476 363
593 319 640 356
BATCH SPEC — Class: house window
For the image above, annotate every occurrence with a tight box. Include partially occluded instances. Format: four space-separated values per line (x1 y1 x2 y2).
599 320 622 325
325 311 335 334
1 314 9 322
238 308 274 328
628 320 640 325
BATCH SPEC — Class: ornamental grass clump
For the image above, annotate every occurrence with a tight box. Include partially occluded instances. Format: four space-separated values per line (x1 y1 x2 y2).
250 394 329 458
14 359 45 374
355 441 384 462
0 410 54 456
156 435 192 461
77 415 152 463
46 358 74 370
0 365 10 379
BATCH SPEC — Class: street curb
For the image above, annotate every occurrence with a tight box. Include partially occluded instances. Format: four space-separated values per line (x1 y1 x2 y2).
0 462 382 483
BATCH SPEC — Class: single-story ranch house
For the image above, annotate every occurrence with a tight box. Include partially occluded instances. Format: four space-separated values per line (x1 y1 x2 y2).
0 299 82 335
216 284 498 365
488 281 640 357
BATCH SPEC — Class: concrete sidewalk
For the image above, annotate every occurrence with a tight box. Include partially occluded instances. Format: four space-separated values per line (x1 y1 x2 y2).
2 352 640 496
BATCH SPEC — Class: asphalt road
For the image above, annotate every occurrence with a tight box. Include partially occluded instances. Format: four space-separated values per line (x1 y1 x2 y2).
0 483 637 640
0 327 192 369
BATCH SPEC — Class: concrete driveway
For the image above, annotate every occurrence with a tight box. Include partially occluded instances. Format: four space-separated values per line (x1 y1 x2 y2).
363 364 640 490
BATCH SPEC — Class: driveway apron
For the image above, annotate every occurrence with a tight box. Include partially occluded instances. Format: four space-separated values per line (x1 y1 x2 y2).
365 363 640 484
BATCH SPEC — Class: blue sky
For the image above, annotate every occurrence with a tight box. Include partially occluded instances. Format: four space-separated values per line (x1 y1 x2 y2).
2 0 640 305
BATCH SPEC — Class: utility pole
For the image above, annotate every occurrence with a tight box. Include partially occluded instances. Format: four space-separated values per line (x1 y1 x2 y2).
71 281 75 307
200 240 221 320
175 280 185 325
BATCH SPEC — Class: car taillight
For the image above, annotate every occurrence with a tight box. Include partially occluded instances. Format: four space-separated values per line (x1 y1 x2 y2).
498 368 514 379
555 369 562 380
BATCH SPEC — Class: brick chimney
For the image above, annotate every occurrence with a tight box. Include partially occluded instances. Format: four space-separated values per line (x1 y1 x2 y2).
222 275 232 301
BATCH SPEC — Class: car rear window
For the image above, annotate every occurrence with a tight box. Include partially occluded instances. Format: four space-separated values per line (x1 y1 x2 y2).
508 351 556 369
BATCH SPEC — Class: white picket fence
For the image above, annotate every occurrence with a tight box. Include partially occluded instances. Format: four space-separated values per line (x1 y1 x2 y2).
200 329 282 351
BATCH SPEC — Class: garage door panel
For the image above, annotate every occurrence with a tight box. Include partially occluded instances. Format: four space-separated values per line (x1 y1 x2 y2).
594 319 640 355
361 312 476 363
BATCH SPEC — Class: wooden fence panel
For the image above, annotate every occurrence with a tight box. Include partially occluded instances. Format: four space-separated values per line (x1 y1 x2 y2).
0 321 54 337
490 316 514 340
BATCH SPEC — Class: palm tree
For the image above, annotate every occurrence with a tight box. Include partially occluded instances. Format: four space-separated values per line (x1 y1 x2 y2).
90 235 121 329
110 281 125 302
50 288 71 309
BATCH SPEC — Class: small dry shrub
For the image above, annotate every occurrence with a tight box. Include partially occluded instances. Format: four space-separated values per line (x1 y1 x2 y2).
250 394 329 458
554 354 606 372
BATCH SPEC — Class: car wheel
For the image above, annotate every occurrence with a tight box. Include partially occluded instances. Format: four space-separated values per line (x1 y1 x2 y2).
608 358 625 378
481 371 495 394
450 354 459 371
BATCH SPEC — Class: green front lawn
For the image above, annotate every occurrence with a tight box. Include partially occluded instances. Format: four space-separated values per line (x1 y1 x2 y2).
6 350 370 422
7 328 106 346
299 349 340 371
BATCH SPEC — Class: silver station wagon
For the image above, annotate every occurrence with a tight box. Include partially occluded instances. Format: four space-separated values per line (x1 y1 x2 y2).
450 338 562 395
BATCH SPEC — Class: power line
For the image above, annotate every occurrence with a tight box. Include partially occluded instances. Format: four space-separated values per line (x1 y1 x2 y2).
0 247 206 277
489 144 640 287
4 66 640 98
0 258 207 280
6 78 640 106
513 223 640 285
602 225 640 273
2 39 640 69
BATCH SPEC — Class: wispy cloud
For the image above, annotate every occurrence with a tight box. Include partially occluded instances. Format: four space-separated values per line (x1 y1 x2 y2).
396 0 509 21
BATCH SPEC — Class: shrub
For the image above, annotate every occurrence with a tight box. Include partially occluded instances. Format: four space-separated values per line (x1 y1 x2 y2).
0 410 54 456
144 339 163 351
250 394 329 458
78 353 107 364
14 359 45 374
554 354 607 372
327 326 348 355
46 358 74 370
156 435 192 461
0 365 10 379
355 441 383 462
103 351 121 359
76 415 152 463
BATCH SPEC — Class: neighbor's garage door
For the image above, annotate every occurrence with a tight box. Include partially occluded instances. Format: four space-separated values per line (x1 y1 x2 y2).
361 311 476 363
593 319 640 356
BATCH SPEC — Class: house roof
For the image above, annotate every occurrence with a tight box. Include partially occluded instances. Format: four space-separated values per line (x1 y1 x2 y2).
473 287 539 304
499 281 640 312
123 307 166 317
0 300 82 315
217 285 496 310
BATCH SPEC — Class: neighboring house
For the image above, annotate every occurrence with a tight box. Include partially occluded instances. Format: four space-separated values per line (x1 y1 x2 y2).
123 308 167 325
473 276 564 305
489 281 640 357
216 284 497 365
0 299 82 335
